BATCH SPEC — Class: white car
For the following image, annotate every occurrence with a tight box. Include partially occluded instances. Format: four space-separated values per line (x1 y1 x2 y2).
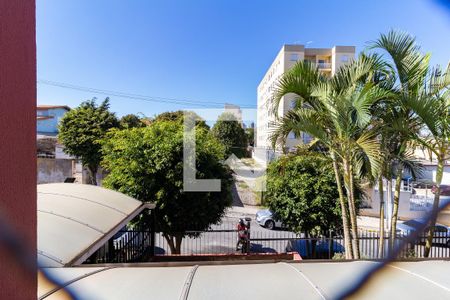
255 209 283 230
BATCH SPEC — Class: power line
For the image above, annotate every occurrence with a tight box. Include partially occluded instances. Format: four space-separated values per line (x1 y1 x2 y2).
37 79 256 108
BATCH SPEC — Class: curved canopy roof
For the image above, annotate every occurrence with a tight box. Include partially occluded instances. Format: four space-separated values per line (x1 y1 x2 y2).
39 260 450 299
38 183 144 267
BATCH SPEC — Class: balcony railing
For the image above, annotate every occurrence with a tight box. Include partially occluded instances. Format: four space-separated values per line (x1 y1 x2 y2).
317 62 332 69
305 61 332 69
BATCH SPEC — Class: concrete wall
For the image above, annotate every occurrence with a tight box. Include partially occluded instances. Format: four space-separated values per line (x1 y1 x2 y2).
37 158 74 184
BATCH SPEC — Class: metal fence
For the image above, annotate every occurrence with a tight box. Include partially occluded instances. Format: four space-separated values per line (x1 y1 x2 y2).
86 226 450 263
85 228 153 264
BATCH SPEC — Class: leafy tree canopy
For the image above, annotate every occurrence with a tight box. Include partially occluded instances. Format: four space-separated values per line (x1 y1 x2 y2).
58 98 118 184
152 110 209 129
120 114 145 129
101 120 232 253
265 151 342 235
211 112 248 158
245 127 254 147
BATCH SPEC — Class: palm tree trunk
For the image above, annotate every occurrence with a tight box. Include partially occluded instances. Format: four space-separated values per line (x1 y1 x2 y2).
331 153 353 259
390 165 403 252
343 159 360 259
424 156 444 257
378 176 385 258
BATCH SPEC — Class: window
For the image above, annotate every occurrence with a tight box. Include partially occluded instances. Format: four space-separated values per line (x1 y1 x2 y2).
303 133 312 144
289 100 296 109
290 53 299 61
341 55 349 62
288 132 296 139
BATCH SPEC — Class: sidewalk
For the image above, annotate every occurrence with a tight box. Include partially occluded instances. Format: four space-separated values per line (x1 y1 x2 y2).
225 205 261 219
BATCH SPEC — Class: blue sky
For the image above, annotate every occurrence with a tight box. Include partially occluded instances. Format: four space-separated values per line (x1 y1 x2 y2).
37 0 450 117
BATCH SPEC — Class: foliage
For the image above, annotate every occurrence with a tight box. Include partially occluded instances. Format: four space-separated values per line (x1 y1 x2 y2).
37 137 57 156
101 120 232 254
265 151 342 235
245 127 255 147
120 114 145 129
58 98 118 184
152 110 209 129
211 112 248 158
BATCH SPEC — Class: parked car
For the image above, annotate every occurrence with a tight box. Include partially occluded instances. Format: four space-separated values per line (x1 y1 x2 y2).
431 185 450 196
255 209 283 230
286 238 345 259
396 218 450 247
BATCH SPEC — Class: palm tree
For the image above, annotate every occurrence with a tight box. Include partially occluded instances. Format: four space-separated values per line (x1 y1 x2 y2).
407 64 450 257
370 30 430 249
270 55 390 259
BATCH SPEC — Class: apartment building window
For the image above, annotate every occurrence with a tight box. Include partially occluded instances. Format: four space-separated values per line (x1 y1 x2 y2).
341 55 349 62
290 53 299 61
290 100 296 109
303 133 313 144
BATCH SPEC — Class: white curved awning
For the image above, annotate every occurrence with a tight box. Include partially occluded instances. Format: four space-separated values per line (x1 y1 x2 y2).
37 183 152 267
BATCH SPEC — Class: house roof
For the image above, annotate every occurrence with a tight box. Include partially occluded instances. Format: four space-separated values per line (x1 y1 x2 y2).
37 183 154 267
38 260 450 299
37 105 71 111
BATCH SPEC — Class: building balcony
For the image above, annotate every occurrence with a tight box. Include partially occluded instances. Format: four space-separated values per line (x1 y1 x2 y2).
316 62 332 69
305 61 332 70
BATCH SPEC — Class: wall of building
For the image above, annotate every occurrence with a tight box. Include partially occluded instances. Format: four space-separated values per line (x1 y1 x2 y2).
0 1 37 298
37 158 74 184
37 107 68 134
332 46 356 75
361 189 427 220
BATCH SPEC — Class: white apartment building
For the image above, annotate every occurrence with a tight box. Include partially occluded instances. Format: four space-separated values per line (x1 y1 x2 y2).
254 44 355 163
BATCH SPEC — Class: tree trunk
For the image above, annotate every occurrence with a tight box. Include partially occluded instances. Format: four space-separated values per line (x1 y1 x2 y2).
87 165 98 185
343 159 360 259
390 165 403 252
378 176 385 258
424 157 444 257
164 234 183 254
175 235 183 254
331 153 353 259
164 234 176 254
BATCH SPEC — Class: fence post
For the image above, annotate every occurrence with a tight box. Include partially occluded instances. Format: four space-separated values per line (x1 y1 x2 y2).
328 230 332 259
246 217 251 254
108 238 114 262
150 209 156 257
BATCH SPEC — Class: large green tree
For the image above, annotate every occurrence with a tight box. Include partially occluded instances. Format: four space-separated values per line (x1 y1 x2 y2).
58 98 119 185
265 151 342 235
119 113 145 129
101 120 233 254
152 110 209 129
212 112 248 158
